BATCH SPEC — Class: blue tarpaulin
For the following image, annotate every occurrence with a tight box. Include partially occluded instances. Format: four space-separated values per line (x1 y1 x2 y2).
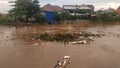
45 11 55 24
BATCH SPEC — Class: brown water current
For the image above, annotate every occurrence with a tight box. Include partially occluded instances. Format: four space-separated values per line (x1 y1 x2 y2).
0 23 120 68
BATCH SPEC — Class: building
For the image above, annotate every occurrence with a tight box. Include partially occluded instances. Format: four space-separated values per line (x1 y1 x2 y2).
112 9 120 15
102 8 120 15
103 8 114 13
62 4 94 14
42 4 63 12
0 13 7 18
118 6 120 10
87 5 94 11
41 4 62 24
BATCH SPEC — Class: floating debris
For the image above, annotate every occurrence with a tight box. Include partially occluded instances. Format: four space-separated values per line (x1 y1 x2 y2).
26 31 105 44
10 36 19 40
69 40 87 44
33 43 39 46
117 34 120 37
54 56 71 68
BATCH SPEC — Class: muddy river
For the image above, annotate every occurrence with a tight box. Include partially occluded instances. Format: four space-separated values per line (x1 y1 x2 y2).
0 23 120 68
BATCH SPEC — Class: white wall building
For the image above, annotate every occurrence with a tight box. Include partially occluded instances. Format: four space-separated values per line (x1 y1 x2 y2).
63 4 94 11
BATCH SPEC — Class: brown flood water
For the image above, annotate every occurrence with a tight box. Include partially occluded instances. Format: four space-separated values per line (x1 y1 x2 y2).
0 23 120 68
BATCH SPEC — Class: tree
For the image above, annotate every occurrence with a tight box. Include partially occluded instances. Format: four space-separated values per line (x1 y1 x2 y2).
32 0 42 23
60 10 70 20
9 0 41 22
77 9 93 14
99 12 117 21
0 12 1 19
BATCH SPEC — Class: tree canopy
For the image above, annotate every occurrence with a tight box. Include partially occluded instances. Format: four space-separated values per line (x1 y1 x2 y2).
9 0 41 22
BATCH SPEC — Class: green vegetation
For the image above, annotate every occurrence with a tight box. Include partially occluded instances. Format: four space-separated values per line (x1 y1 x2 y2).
54 10 71 22
91 12 120 22
9 0 45 23
0 0 120 25
35 33 78 42
33 32 104 42
77 9 93 14
0 14 13 25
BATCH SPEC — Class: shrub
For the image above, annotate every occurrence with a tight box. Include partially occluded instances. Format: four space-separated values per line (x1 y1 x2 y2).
34 14 45 24
0 16 13 24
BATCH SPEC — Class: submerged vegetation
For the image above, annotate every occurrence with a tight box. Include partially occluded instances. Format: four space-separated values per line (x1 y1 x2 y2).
35 33 78 42
27 32 105 43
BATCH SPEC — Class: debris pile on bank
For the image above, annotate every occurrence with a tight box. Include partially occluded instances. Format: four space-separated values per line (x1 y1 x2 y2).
28 31 105 44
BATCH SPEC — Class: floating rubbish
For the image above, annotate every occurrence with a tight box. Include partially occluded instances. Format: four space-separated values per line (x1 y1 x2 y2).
88 36 94 40
10 36 19 40
54 56 71 68
117 34 120 37
69 40 87 44
33 43 39 46
26 31 105 44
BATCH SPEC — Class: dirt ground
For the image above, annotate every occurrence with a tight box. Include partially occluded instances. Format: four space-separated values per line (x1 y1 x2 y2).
0 23 120 68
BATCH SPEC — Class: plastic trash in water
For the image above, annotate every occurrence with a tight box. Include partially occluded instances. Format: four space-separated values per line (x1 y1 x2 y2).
54 56 71 68
33 43 39 46
69 40 87 44
64 56 70 59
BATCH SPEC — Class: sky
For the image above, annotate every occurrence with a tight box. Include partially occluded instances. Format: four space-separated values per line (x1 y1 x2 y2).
0 0 120 13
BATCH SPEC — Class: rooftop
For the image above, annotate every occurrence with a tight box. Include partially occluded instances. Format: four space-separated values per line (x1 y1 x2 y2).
42 4 63 12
